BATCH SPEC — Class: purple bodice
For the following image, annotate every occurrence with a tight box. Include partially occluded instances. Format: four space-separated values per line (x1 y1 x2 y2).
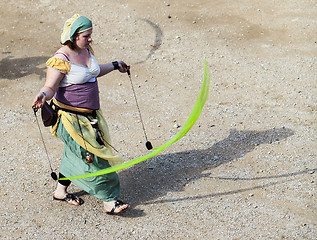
55 80 100 110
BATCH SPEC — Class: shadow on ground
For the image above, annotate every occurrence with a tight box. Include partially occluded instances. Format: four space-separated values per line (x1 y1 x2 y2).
135 19 163 64
118 127 298 217
0 55 48 80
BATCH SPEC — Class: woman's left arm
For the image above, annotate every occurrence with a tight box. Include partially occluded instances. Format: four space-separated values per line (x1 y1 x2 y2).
98 60 129 77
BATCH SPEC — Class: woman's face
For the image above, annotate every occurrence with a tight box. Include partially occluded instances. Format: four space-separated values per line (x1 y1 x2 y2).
75 29 93 49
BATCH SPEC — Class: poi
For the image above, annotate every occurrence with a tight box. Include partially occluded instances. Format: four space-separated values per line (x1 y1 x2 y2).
59 60 210 180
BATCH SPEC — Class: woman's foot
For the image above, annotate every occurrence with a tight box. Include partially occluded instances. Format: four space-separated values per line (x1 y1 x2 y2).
53 193 83 206
53 182 83 206
104 200 130 215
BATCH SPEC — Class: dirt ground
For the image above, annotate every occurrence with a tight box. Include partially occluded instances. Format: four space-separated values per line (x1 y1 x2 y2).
0 0 316 239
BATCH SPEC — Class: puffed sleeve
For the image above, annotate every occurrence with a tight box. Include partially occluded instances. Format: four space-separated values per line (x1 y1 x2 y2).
46 57 71 74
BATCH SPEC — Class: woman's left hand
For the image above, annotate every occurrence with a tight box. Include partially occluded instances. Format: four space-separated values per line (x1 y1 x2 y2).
117 61 130 73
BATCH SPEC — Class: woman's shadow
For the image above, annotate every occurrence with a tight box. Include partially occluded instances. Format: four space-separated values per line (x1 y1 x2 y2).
118 127 295 216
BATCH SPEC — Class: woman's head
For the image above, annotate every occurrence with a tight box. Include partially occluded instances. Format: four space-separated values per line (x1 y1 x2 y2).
61 14 93 49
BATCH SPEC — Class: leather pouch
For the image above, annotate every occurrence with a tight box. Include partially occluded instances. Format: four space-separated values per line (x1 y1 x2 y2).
41 101 57 127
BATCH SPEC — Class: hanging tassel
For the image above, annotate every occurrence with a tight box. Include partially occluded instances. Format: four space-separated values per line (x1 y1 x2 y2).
86 152 93 163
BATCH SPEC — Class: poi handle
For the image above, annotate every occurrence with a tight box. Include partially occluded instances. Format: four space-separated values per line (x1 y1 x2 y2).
32 104 39 114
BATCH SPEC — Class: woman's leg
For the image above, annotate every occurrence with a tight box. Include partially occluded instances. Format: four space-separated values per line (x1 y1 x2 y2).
53 173 82 206
58 173 71 187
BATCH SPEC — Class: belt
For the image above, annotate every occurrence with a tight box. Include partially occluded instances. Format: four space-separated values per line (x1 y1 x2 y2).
52 101 103 145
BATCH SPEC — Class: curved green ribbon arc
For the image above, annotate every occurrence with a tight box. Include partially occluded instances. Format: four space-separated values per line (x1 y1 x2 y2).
59 61 210 181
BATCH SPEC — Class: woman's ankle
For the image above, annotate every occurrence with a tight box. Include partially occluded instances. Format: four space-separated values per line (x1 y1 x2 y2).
54 183 68 197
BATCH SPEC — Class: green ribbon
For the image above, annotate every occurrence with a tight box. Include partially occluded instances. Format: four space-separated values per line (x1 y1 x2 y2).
59 61 210 181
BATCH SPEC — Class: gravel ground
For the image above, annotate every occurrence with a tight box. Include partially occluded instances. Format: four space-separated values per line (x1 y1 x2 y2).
0 0 316 239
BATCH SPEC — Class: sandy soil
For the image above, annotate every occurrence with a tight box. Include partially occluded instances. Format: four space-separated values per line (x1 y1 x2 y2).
0 0 316 239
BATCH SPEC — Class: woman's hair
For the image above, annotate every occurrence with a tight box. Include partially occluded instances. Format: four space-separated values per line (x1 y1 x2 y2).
62 33 95 55
63 40 77 50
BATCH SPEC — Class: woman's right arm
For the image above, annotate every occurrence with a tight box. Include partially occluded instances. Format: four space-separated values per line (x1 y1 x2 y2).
32 67 65 109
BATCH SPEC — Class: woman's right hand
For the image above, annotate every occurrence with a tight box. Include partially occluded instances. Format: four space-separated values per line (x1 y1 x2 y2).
32 92 46 110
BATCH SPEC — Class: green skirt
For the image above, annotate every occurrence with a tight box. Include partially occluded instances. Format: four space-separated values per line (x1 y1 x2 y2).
56 120 120 202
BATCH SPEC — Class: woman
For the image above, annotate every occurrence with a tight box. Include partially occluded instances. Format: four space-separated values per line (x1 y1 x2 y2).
32 14 130 214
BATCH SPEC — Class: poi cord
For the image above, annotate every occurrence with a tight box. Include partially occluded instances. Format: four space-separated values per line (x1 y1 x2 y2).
59 60 210 181
32 107 58 181
127 69 153 150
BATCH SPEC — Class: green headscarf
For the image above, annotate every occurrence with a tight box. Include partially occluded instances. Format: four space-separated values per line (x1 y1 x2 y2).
61 14 92 44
